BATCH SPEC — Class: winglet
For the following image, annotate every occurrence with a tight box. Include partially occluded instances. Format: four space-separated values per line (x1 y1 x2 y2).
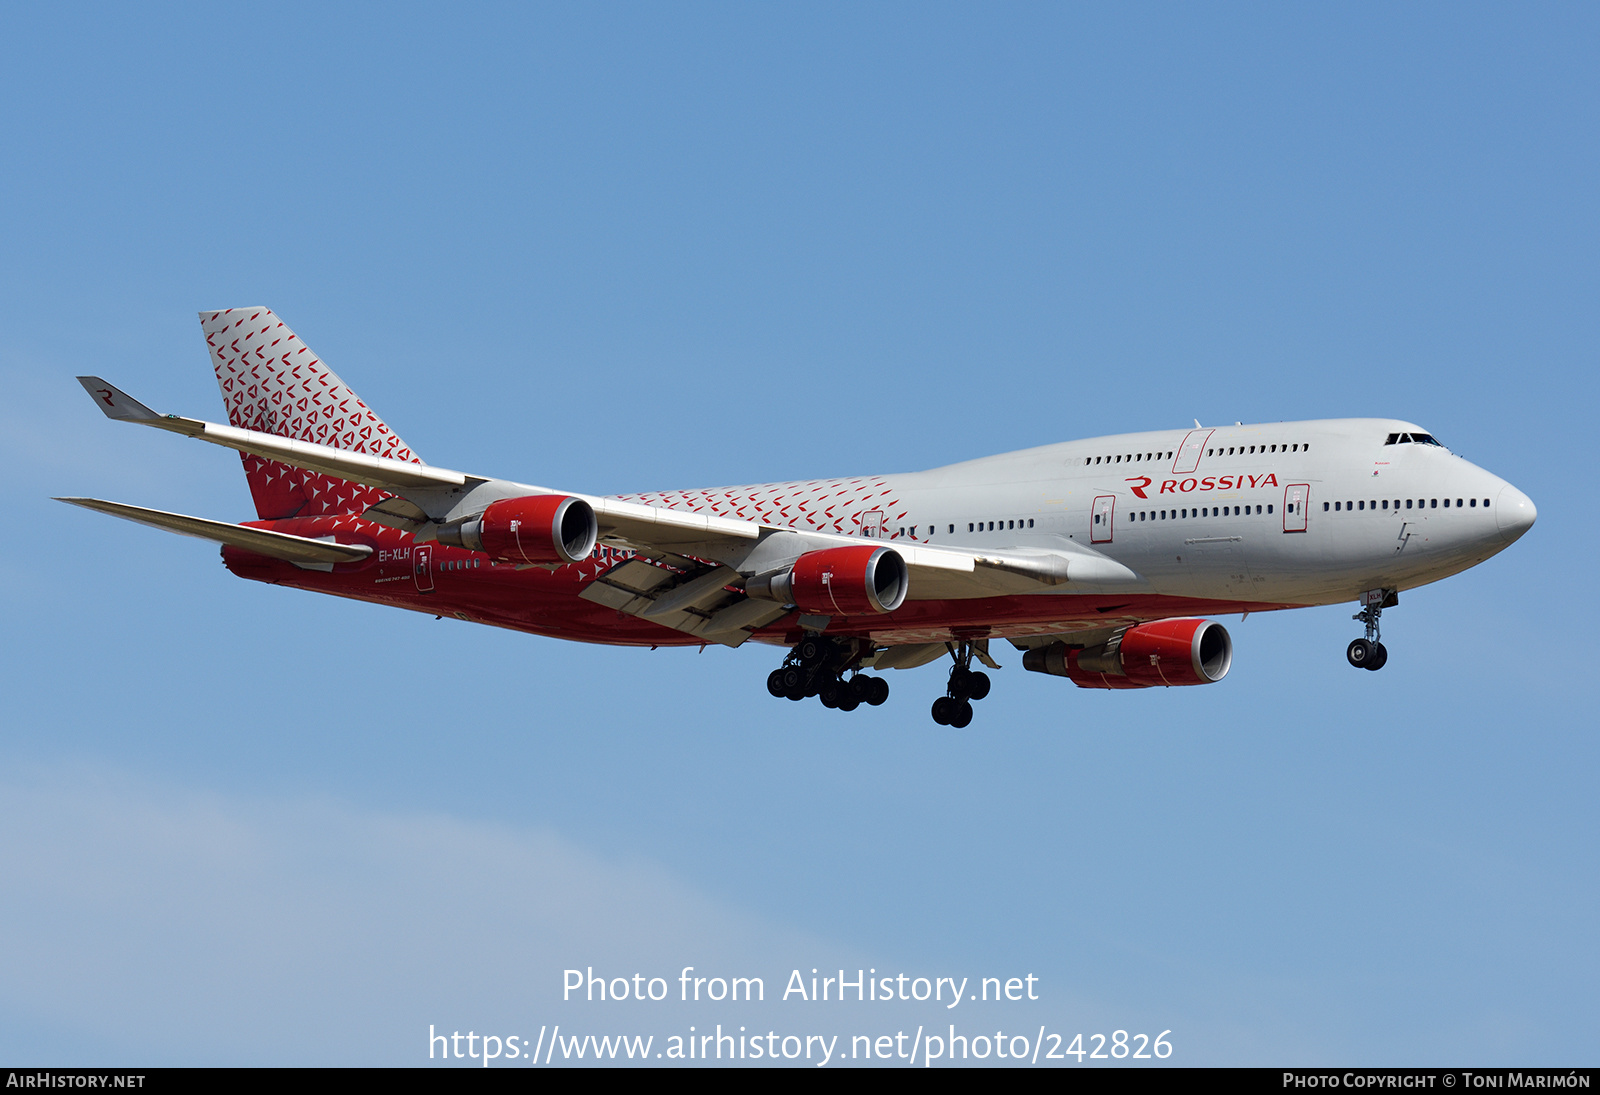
76 377 162 423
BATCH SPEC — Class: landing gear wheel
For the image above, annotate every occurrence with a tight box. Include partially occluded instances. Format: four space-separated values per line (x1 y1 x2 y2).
797 636 827 666
837 696 860 712
948 666 973 699
780 666 803 691
931 697 954 725
848 675 872 703
1350 590 1395 672
948 700 974 729
966 671 991 701
819 679 843 708
785 684 806 701
766 669 787 698
867 677 890 706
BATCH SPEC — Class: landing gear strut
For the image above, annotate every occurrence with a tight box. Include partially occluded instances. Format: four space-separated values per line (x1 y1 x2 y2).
766 635 889 712
931 641 993 727
1347 589 1395 671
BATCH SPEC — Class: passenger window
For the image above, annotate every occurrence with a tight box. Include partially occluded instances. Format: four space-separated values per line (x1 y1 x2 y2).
1358 501 1364 510
950 524 955 533
1324 502 1330 511
1382 500 1388 510
989 521 995 530
1267 505 1274 514
1406 499 1412 509
1456 499 1463 508
1028 519 1034 527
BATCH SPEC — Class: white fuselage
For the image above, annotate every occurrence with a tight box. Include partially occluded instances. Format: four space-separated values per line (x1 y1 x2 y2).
633 418 1535 612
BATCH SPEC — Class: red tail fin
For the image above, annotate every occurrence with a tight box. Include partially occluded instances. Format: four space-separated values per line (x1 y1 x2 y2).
200 308 423 520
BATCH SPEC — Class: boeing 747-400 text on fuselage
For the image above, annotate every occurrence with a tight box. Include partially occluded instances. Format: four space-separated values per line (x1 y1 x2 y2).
62 309 1536 726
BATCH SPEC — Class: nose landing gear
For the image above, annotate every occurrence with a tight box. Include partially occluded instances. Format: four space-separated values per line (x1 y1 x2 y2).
766 635 889 712
931 641 994 727
1347 589 1396 671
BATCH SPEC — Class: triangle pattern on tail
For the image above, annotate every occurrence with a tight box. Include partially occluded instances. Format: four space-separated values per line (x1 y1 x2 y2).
200 308 423 520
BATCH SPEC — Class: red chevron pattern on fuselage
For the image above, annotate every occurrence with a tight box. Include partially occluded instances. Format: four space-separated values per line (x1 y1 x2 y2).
202 308 421 520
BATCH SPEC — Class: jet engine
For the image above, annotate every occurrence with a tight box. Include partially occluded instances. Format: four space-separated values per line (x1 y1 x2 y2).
437 494 598 565
1022 618 1232 689
745 545 909 615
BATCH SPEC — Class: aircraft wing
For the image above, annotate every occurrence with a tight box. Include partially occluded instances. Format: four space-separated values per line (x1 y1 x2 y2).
76 377 1142 602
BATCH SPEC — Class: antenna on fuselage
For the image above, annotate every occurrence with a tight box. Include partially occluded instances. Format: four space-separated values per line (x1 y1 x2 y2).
1194 419 1202 428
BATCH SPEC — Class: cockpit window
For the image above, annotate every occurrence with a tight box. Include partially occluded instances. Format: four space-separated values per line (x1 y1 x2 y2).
1384 431 1445 448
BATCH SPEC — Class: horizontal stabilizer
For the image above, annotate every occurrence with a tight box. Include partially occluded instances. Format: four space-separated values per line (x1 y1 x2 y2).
55 497 373 567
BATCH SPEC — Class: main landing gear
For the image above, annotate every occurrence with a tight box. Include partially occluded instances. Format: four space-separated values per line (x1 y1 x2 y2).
1347 589 1396 671
766 635 889 712
931 642 992 728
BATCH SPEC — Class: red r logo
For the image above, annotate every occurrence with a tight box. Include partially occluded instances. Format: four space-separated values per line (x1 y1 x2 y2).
97 388 115 407
1126 476 1152 499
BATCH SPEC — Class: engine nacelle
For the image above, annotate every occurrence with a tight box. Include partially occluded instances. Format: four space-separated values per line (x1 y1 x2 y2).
437 494 597 565
1022 618 1232 689
745 545 909 615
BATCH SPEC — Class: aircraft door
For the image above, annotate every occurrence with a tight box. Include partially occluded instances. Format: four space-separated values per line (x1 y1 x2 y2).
413 544 435 591
1283 484 1310 532
1092 495 1115 543
1172 429 1214 474
858 509 886 538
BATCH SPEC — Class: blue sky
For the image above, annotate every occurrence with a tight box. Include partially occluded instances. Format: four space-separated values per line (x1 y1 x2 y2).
0 3 1595 1066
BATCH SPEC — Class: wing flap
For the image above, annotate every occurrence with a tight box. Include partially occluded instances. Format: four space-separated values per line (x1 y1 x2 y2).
55 497 373 567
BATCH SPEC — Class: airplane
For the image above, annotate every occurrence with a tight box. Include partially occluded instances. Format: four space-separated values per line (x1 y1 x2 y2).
61 308 1537 727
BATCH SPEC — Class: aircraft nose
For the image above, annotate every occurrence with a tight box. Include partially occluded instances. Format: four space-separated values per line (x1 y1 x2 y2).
1496 484 1537 544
